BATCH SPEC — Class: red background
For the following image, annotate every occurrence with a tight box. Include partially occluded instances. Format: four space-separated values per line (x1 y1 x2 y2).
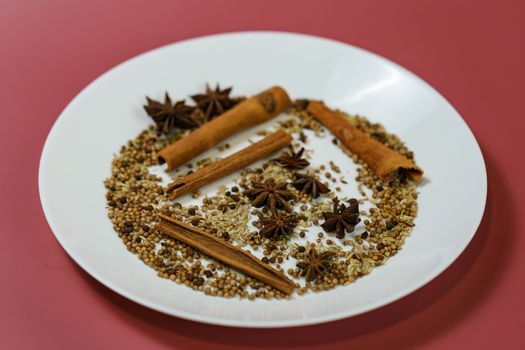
1 0 524 349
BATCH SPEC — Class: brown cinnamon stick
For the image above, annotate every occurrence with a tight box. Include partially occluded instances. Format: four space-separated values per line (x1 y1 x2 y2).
307 101 423 182
166 130 292 199
158 86 292 172
157 213 298 294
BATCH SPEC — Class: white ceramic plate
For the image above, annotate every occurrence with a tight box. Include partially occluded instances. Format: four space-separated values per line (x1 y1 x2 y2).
39 32 486 328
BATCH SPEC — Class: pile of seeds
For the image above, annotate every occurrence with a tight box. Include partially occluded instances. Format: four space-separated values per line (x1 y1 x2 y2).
104 106 418 300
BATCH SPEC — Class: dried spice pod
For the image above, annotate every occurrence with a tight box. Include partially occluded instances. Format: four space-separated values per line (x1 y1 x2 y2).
191 84 238 121
298 249 335 282
244 178 295 213
259 212 298 239
157 86 292 172
293 173 330 199
273 147 310 170
321 199 361 238
143 93 198 132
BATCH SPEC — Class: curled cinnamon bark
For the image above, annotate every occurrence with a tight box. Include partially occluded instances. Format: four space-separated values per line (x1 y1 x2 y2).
157 86 292 172
307 101 423 182
166 130 292 199
157 213 297 294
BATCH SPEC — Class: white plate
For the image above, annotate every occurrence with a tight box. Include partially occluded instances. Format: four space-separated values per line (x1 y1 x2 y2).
39 32 487 328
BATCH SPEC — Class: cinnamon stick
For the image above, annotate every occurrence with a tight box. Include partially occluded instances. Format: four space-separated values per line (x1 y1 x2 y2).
166 130 292 199
307 101 423 182
157 213 298 294
158 86 292 172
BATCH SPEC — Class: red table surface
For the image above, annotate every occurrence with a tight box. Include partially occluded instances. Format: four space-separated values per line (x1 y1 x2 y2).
1 0 524 349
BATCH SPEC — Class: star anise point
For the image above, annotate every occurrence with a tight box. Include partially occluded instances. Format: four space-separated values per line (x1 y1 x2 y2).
191 84 238 121
293 173 330 199
273 147 310 170
244 178 295 213
320 199 361 238
298 248 336 282
143 93 198 132
259 212 297 239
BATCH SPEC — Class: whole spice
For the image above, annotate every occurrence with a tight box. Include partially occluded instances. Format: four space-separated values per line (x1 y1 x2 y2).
321 199 361 239
166 130 292 199
157 86 292 171
273 147 310 170
143 93 198 132
157 213 297 294
307 101 423 182
292 173 330 199
259 212 298 239
244 178 295 213
298 249 335 282
191 84 238 121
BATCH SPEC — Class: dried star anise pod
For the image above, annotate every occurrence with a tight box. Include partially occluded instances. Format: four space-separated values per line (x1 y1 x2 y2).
273 147 310 170
259 212 297 238
293 173 330 199
297 249 335 282
321 198 361 238
244 178 295 213
144 93 198 132
191 84 237 121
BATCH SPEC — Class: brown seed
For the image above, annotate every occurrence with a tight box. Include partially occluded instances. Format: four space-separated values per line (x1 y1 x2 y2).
386 221 397 230
185 272 194 281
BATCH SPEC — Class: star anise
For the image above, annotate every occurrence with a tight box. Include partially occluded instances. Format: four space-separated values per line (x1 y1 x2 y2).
244 178 295 213
191 84 237 121
297 249 335 282
259 212 297 238
144 93 198 132
293 173 330 199
321 198 361 239
273 147 310 170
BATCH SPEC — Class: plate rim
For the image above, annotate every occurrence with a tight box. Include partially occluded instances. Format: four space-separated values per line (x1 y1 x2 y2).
38 30 487 328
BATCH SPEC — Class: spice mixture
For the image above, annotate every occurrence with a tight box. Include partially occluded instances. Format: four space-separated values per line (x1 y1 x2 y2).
104 88 419 300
